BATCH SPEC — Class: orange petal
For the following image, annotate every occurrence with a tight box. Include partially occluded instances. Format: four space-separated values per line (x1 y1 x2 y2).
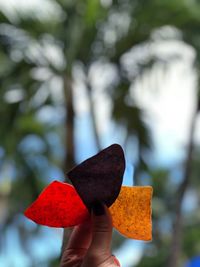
109 186 153 241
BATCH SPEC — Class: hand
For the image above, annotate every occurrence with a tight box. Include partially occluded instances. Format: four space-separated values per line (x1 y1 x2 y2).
60 203 120 267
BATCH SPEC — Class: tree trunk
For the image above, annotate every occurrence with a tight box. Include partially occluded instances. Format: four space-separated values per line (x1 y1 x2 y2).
63 74 75 174
61 74 76 253
86 80 102 151
167 105 198 267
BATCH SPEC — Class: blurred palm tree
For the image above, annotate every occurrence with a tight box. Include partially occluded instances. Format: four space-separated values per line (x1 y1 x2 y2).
1 0 200 266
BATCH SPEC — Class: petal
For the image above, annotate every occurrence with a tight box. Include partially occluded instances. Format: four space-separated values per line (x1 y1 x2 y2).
67 144 125 210
109 186 153 241
24 181 89 227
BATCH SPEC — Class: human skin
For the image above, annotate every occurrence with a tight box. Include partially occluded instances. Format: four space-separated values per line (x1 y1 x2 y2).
60 204 120 267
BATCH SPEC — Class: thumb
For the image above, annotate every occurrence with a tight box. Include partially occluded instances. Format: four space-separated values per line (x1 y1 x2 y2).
82 202 120 267
82 203 120 267
90 202 113 254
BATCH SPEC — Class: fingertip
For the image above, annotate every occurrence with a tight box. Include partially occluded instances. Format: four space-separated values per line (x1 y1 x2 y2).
92 201 105 216
91 203 112 221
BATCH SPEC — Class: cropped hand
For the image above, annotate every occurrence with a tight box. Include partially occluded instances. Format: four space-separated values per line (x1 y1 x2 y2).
60 203 120 267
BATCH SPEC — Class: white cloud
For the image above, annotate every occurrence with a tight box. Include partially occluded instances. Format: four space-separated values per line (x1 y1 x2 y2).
131 44 197 165
0 0 63 22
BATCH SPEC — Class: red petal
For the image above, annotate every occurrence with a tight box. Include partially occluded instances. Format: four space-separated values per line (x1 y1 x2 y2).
24 181 89 227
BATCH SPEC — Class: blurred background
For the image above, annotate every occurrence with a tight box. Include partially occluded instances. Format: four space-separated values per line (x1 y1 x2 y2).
0 0 200 266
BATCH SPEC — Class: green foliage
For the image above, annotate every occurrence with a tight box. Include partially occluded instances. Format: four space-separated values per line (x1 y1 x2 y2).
0 0 200 266
136 248 168 267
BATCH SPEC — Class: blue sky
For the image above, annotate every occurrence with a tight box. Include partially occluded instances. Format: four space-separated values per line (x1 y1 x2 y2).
0 1 200 266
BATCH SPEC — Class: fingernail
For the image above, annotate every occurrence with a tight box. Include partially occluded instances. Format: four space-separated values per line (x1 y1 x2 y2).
112 255 121 266
92 201 105 216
